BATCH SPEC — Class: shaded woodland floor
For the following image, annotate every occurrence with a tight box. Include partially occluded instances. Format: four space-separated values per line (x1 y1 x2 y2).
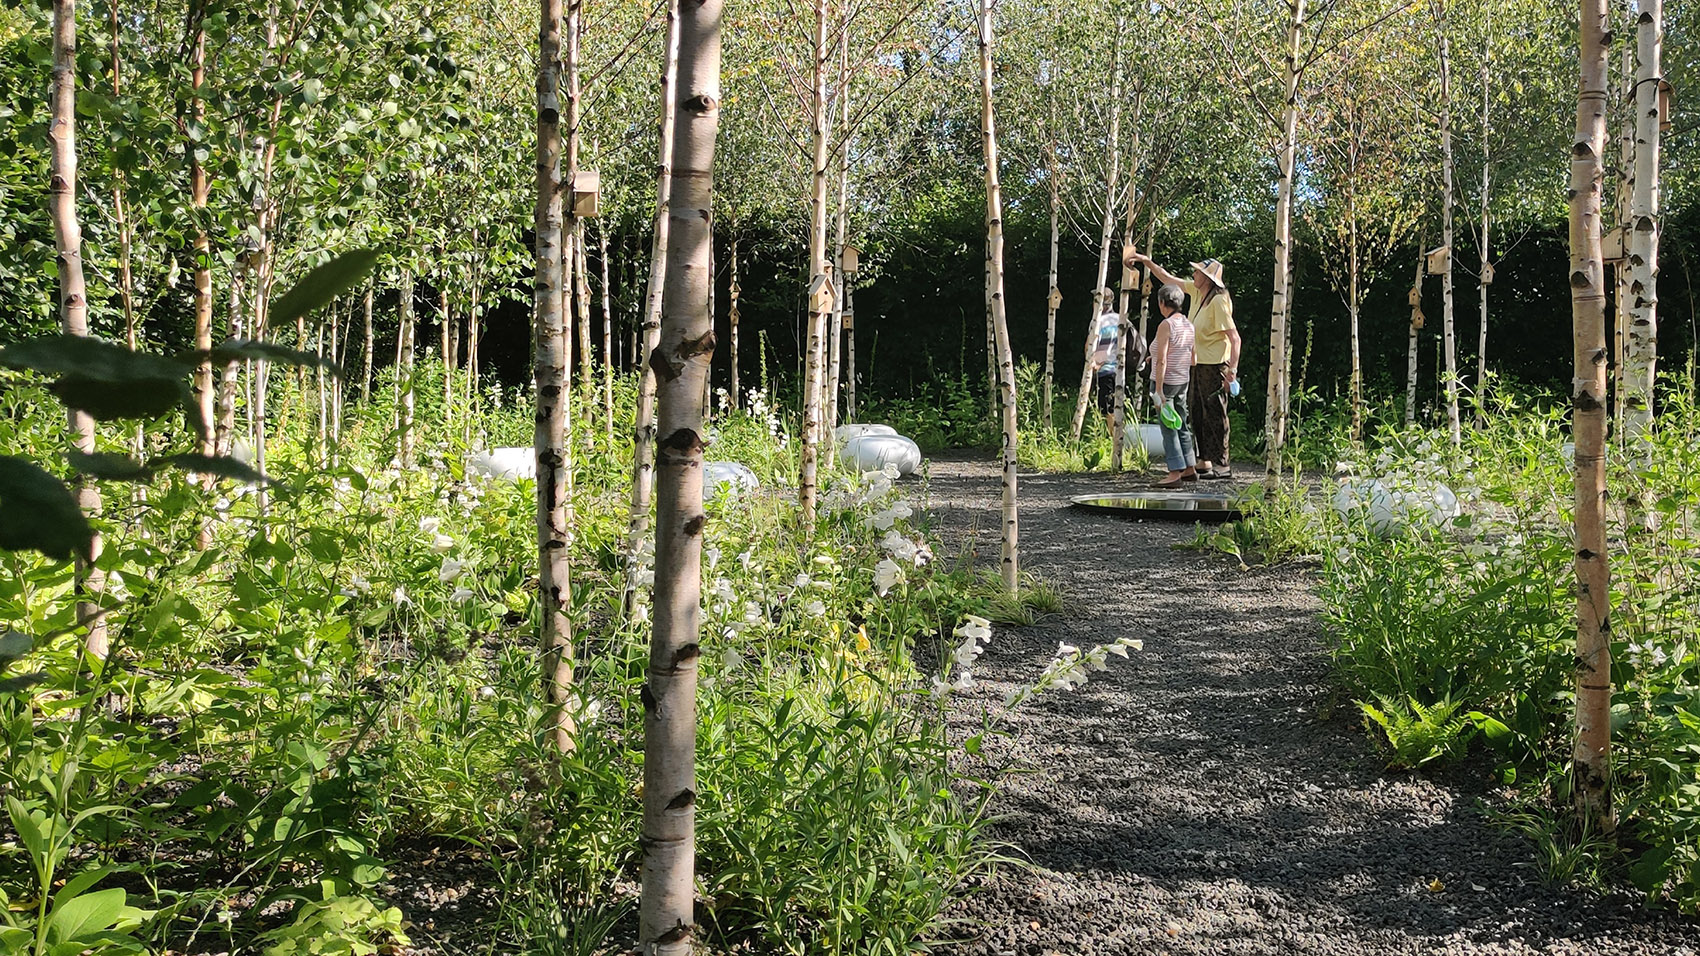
923 456 1700 956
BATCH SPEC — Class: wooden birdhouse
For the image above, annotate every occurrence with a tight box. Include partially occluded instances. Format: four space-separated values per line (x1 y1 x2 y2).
1425 245 1450 275
809 273 836 314
570 169 600 218
1603 226 1625 264
1480 260 1495 286
1047 286 1063 310
841 243 861 275
1660 78 1674 134
1411 307 1426 330
1407 286 1422 308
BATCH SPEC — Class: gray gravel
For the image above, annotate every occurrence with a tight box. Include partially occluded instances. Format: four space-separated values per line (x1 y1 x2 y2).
921 456 1700 956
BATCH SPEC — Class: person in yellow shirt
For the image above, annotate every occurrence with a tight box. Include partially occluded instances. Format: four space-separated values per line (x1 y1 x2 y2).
1124 251 1241 479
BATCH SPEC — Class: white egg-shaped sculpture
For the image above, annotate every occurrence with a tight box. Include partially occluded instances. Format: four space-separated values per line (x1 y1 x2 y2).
841 434 922 477
1331 478 1458 535
703 461 760 500
1122 422 1166 459
833 423 899 443
465 446 537 481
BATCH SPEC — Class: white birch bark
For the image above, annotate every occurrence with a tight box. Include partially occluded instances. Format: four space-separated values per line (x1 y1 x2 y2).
1264 0 1305 472
978 0 1019 591
1070 18 1127 442
638 0 719 946
1622 0 1660 449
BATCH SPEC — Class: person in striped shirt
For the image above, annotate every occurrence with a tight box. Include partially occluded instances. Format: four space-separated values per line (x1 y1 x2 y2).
1148 283 1198 487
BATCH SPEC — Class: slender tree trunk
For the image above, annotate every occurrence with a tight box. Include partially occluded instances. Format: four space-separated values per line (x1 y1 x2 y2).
1042 140 1060 430
440 287 453 420
1112 97 1142 471
536 0 577 754
1435 0 1461 443
729 234 741 408
361 282 375 403
978 0 1018 591
1623 0 1662 450
1570 0 1614 831
600 219 615 438
182 0 216 457
1476 50 1492 395
799 0 831 524
622 0 681 620
50 0 106 659
639 1 718 948
397 270 416 467
1070 18 1127 442
576 219 594 387
1349 136 1363 442
216 269 245 457
1407 233 1425 425
1613 43 1634 434
1264 0 1306 472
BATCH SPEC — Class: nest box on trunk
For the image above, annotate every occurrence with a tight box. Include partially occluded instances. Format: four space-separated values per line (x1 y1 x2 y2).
570 170 600 218
1425 246 1450 275
841 243 860 275
1603 226 1625 264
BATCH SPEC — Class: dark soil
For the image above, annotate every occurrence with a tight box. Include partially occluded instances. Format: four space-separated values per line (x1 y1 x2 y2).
921 455 1700 956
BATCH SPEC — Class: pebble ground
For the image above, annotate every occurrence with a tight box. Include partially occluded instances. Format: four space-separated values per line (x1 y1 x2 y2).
922 456 1699 956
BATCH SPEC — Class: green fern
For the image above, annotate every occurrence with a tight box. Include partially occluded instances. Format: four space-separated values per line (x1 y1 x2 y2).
1358 695 1475 770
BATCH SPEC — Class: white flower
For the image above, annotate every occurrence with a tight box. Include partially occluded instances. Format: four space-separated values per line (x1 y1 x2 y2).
722 646 744 672
882 463 902 479
633 603 651 624
450 587 475 604
805 599 826 617
881 530 920 563
873 558 905 596
1057 642 1079 657
419 516 442 534
439 558 465 583
478 684 496 699
793 573 812 590
430 533 455 553
705 547 722 570
393 587 412 607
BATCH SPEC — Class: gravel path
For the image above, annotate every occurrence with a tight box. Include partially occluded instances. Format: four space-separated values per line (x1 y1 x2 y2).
921 455 1700 956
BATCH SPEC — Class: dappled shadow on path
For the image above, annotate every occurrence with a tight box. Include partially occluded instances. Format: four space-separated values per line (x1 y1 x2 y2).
923 455 1700 956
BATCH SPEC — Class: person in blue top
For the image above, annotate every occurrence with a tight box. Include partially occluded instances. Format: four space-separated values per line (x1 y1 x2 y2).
1088 293 1122 417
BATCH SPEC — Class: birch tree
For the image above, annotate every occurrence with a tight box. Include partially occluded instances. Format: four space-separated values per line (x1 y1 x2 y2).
1431 0 1462 444
799 0 832 525
49 0 106 658
1568 0 1613 831
623 0 681 619
639 0 721 945
1621 0 1662 450
1068 17 1126 443
535 0 577 754
979 0 1019 590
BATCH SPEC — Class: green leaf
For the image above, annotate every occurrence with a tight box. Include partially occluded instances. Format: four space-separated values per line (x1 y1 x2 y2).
158 454 268 485
0 673 45 693
67 452 154 482
0 334 184 382
268 248 381 331
0 456 92 561
0 631 30 663
50 374 188 422
44 887 126 943
199 339 342 375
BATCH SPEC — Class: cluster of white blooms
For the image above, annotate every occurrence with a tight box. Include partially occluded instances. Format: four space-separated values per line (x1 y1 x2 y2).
743 389 788 448
822 464 902 513
998 637 1143 709
932 615 993 697
865 501 913 531
1626 639 1671 671
873 558 904 596
339 573 372 599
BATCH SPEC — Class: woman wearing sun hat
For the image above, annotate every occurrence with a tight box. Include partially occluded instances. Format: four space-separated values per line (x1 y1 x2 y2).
1123 250 1241 479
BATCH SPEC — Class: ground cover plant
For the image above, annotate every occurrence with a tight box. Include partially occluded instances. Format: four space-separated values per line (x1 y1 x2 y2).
1294 382 1700 911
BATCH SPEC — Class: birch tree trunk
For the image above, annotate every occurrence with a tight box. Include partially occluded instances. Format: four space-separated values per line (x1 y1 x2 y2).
361 281 375 403
397 270 416 467
1407 234 1425 425
1569 0 1614 831
826 13 851 445
623 0 680 619
1476 52 1492 394
639 0 719 946
1070 19 1127 442
1042 141 1060 431
215 270 245 457
1622 0 1661 450
576 219 594 386
50 0 106 659
1349 149 1363 442
799 0 831 524
1613 44 1634 433
1264 0 1305 472
599 220 615 438
1112 102 1142 471
978 0 1019 591
535 0 577 754
440 287 453 420
729 235 741 409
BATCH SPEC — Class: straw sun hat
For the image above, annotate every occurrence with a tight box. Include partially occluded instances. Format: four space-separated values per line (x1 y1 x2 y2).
1190 258 1228 291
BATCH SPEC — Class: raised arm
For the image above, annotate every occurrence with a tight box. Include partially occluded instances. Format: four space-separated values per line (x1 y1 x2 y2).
1124 250 1182 288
